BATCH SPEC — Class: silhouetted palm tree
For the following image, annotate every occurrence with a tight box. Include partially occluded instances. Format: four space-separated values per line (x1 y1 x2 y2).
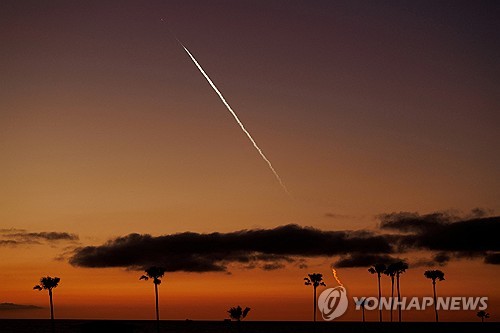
140 266 166 333
228 305 251 321
384 263 397 322
368 263 386 322
304 273 326 322
393 261 408 322
33 276 60 332
424 269 445 322
477 310 490 322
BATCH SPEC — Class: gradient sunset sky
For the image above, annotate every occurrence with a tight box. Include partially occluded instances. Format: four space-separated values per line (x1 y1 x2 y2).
1 0 499 322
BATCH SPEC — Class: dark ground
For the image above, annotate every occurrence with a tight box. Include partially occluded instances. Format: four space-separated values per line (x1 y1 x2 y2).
0 320 498 333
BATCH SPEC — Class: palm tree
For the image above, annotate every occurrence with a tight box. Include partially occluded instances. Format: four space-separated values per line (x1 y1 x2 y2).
368 263 386 322
304 273 326 322
393 261 408 322
228 305 251 321
384 263 397 322
140 266 166 333
360 298 366 322
33 276 60 332
477 310 490 322
424 269 445 322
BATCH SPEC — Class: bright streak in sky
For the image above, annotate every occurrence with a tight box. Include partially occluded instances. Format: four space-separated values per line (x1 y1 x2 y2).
178 41 290 195
332 267 343 286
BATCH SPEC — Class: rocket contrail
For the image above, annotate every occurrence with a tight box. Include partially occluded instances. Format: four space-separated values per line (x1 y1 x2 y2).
177 41 290 194
332 267 343 286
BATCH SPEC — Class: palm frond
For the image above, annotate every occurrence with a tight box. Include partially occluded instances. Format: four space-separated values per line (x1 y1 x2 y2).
242 307 251 319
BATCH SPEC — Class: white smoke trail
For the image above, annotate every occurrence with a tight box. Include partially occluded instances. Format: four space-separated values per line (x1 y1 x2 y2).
178 42 290 195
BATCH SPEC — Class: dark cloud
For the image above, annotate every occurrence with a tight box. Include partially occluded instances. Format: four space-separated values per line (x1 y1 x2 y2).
379 211 454 233
262 263 286 271
386 216 499 253
0 230 79 247
485 253 500 265
432 252 451 265
0 240 19 246
68 210 500 272
69 224 393 272
0 303 42 311
5 232 79 241
410 253 452 268
469 207 494 219
379 211 499 265
334 253 402 268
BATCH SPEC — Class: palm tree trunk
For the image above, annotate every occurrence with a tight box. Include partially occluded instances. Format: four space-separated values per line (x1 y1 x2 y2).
313 286 317 322
362 304 365 322
433 281 438 322
481 317 484 323
377 273 382 322
396 273 402 322
49 289 54 320
49 289 55 333
155 283 160 333
390 276 394 322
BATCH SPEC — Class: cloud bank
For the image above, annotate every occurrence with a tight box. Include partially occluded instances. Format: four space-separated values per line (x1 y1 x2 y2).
69 224 392 272
0 230 79 246
69 210 499 272
379 211 499 265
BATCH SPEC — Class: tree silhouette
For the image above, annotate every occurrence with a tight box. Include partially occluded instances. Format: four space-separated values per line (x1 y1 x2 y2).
424 269 445 322
304 273 326 322
477 310 490 322
393 261 408 322
368 263 386 322
384 263 397 322
33 276 60 332
228 305 251 321
140 266 166 333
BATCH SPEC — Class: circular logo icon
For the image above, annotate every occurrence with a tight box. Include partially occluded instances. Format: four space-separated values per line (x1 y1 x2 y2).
318 286 348 321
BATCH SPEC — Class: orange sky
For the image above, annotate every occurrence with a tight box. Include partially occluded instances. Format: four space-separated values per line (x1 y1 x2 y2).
1 0 499 322
1 251 498 321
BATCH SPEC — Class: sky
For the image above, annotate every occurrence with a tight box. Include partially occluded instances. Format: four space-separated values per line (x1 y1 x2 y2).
1 0 499 322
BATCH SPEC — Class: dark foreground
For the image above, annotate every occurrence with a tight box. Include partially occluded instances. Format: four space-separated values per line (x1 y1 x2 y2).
0 320 498 333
